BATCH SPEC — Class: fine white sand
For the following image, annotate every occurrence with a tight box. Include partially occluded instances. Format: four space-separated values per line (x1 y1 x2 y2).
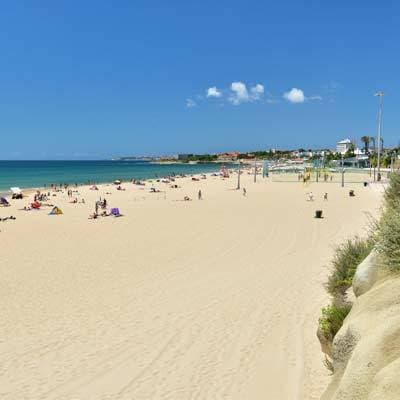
0 172 382 399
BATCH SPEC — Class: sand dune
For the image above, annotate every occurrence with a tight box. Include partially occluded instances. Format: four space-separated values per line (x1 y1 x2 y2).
0 173 381 399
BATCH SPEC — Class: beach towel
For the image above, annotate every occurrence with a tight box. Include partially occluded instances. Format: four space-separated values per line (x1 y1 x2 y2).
31 201 41 209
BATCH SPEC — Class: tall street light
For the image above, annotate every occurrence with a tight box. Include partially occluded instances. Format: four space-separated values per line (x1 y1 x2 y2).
237 160 241 190
254 157 257 183
375 91 384 181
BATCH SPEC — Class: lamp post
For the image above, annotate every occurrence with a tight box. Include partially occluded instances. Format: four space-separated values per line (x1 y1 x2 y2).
254 157 257 183
375 91 384 181
237 160 241 190
341 153 344 187
369 153 372 177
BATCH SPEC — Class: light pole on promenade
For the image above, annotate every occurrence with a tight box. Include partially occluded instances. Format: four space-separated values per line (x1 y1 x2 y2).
237 160 241 190
254 157 257 183
341 153 344 187
375 91 384 181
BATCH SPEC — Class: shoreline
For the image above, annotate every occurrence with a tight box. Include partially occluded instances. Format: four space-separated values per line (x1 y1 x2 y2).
0 163 227 197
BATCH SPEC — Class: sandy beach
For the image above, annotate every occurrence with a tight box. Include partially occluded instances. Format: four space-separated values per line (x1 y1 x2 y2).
0 172 382 399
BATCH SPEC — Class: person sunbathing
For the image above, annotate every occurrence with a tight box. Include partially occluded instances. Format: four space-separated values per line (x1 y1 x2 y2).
0 216 16 221
184 196 192 201
88 212 98 219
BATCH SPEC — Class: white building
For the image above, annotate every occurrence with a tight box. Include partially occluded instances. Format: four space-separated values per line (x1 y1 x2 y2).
336 139 352 154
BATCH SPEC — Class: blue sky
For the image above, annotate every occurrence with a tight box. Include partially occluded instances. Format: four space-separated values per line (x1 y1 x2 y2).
0 1 399 159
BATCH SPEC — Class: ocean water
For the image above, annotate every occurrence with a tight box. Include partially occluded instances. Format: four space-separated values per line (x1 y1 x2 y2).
0 160 223 193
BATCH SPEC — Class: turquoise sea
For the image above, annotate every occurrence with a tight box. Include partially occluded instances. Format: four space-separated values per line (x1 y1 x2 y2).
0 161 223 193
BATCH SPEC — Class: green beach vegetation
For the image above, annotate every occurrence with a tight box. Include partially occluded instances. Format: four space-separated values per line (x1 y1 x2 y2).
318 236 371 371
319 304 352 344
325 237 373 302
374 172 400 271
319 171 400 371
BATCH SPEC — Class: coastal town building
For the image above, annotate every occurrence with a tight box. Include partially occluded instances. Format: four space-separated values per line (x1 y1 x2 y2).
336 138 352 154
177 154 192 161
217 151 240 162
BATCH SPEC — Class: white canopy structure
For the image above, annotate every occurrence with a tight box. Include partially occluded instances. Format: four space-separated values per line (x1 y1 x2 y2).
10 187 22 194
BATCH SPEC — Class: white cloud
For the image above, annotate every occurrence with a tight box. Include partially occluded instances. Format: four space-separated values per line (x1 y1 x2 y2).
228 82 264 105
229 81 249 105
283 88 305 103
207 86 222 98
283 88 322 103
188 81 265 107
250 84 264 100
186 98 197 108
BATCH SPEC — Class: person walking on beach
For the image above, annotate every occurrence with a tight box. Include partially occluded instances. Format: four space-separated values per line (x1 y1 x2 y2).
324 192 328 201
243 188 247 196
95 202 99 215
198 190 202 200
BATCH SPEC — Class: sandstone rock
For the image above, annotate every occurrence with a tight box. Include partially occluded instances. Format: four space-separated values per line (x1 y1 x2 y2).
321 270 400 400
352 251 382 297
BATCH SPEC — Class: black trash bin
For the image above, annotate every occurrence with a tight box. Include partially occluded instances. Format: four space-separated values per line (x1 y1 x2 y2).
363 182 368 187
315 210 323 218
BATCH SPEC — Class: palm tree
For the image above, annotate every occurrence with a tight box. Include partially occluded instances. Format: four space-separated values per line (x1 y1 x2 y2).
370 136 376 153
361 136 370 154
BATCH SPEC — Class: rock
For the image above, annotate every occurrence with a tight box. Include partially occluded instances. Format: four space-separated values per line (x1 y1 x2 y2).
321 273 400 400
352 250 384 297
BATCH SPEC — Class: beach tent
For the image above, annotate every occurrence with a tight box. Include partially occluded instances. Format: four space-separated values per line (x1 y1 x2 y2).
10 187 23 199
0 197 10 206
10 187 22 194
110 207 122 217
49 206 63 215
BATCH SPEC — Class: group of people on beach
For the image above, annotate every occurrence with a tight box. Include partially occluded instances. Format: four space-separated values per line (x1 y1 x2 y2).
306 192 328 201
3 170 254 227
298 172 334 183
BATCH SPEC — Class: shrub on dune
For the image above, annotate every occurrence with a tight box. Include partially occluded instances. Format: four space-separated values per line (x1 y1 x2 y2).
375 206 400 271
383 172 400 210
372 172 400 271
319 304 352 343
326 237 373 302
